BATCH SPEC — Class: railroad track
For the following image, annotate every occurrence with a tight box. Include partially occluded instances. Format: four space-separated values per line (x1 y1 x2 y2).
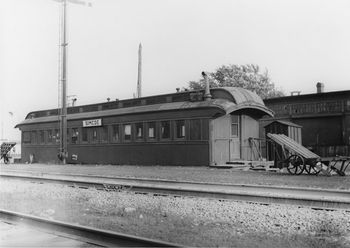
0 209 180 247
1 170 349 210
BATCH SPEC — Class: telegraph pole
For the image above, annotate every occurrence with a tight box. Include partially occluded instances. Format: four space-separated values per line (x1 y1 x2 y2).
56 0 91 164
59 0 68 164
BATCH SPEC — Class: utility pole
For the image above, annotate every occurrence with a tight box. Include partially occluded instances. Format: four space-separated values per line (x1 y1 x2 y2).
59 0 68 164
137 43 142 98
55 0 91 164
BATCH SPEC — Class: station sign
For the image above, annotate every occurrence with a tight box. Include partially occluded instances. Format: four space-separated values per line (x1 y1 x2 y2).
83 119 102 127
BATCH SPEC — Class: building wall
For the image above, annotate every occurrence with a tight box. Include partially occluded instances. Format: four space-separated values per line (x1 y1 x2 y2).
21 143 209 166
263 90 350 157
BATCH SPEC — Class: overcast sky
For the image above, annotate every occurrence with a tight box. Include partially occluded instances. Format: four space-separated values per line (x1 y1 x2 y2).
1 0 350 141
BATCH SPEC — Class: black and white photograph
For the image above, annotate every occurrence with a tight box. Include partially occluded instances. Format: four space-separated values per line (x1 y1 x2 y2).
0 0 349 247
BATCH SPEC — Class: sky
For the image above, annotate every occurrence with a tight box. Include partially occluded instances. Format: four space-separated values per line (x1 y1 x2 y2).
1 0 350 141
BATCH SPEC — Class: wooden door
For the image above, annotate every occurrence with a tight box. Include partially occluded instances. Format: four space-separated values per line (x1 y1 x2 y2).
211 114 241 165
229 114 240 160
212 115 230 165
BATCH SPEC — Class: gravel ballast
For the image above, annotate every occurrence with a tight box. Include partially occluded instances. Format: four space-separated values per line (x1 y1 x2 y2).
2 164 350 190
0 178 349 247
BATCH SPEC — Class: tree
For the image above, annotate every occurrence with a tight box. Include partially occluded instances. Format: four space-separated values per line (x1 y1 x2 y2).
187 64 284 99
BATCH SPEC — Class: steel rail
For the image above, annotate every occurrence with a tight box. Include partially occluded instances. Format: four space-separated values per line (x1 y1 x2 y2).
1 171 350 210
0 209 180 247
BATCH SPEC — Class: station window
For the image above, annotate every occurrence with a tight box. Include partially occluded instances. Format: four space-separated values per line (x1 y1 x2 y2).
135 123 144 140
147 122 156 140
37 131 42 144
189 119 201 140
92 128 98 142
231 115 239 137
71 128 79 144
54 129 60 143
23 132 31 144
31 131 36 144
47 130 53 143
175 120 185 139
37 130 44 144
101 126 108 142
161 121 170 139
82 128 88 142
123 124 132 141
111 124 120 142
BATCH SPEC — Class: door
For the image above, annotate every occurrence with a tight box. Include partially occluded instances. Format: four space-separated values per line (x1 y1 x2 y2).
211 114 241 165
229 114 240 160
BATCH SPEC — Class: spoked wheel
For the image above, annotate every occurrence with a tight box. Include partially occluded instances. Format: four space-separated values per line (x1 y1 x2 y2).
304 162 321 175
287 154 305 175
3 156 9 164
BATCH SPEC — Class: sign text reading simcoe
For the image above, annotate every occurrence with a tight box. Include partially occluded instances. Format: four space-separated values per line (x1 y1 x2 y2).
83 119 102 127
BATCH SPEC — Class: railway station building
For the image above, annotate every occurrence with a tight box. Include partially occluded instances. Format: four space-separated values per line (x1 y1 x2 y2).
16 87 273 166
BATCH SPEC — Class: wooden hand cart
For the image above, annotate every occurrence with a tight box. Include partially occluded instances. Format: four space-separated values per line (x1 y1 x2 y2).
267 133 349 176
0 142 16 164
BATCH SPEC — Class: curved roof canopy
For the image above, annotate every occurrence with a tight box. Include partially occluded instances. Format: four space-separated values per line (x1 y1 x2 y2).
16 87 273 127
210 87 273 115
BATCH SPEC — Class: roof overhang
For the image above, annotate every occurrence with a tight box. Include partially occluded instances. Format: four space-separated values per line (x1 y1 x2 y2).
15 99 231 127
16 87 274 128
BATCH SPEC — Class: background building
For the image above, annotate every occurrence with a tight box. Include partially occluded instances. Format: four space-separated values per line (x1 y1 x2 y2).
262 83 350 157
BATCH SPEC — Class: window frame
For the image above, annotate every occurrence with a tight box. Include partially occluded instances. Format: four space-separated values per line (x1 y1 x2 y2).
54 129 60 144
38 130 45 144
47 129 53 144
134 122 144 141
160 120 171 140
91 127 99 143
81 128 88 143
189 119 202 140
23 131 31 144
230 115 240 137
30 130 37 144
101 126 109 143
111 124 120 143
123 123 132 142
175 120 186 140
71 128 79 144
146 122 157 141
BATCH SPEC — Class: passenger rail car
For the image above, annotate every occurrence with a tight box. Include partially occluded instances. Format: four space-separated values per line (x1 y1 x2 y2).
16 87 273 166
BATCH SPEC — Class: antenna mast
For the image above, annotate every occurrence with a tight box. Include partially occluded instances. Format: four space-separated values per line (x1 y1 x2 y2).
137 43 142 98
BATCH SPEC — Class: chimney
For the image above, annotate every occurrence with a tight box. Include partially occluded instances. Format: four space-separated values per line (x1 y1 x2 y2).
316 82 324 93
202 71 212 101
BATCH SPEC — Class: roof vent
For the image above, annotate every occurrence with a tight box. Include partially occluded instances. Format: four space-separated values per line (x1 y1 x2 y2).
290 91 301 96
316 82 324 93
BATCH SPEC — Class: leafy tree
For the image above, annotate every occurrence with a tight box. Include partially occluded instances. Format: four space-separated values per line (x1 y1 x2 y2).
187 64 284 99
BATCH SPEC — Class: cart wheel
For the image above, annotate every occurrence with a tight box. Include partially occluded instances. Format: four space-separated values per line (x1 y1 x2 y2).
287 155 304 175
4 156 9 164
304 163 321 175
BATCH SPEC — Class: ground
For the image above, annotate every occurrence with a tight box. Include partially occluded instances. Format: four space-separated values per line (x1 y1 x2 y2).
0 163 349 247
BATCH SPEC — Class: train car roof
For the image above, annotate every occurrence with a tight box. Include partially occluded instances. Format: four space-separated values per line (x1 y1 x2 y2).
16 87 273 127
